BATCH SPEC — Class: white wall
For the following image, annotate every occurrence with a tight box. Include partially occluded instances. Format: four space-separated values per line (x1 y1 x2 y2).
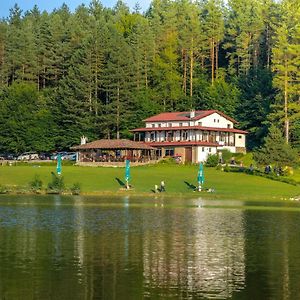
235 134 246 148
197 146 217 162
200 113 233 129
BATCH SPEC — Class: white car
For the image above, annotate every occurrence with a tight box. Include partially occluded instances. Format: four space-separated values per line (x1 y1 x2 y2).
17 152 39 160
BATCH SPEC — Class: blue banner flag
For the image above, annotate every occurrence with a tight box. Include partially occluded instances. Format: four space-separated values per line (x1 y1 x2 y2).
56 154 62 175
125 159 131 182
197 162 204 184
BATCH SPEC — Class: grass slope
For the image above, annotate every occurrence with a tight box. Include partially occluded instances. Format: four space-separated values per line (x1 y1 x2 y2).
0 164 299 200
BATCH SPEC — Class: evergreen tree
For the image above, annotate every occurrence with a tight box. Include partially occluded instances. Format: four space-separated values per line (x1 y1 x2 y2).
271 0 300 144
0 82 55 153
253 125 298 167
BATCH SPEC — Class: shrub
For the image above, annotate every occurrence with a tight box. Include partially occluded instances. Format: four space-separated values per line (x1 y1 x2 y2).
70 183 81 195
219 149 232 163
205 154 219 167
0 185 9 194
158 157 177 164
47 172 65 194
29 175 43 192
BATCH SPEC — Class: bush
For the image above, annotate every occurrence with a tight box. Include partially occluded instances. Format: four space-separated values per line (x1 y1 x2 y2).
205 154 219 167
29 175 43 193
0 185 9 194
219 149 232 163
158 157 177 164
47 172 65 194
70 182 81 195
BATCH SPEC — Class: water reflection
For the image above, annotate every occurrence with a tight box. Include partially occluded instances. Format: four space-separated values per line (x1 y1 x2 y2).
142 208 245 299
0 196 300 299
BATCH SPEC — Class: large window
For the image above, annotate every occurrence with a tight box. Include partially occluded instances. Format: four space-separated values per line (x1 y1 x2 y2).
150 132 155 141
165 148 175 156
156 148 162 157
182 130 188 140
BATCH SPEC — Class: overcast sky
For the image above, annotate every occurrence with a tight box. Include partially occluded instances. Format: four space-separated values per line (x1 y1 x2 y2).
1 0 151 18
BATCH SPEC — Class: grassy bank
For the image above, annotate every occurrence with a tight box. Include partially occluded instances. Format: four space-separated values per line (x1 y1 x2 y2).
0 164 299 200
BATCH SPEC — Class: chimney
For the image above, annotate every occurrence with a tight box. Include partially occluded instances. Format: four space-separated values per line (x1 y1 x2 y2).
190 110 195 119
80 135 87 145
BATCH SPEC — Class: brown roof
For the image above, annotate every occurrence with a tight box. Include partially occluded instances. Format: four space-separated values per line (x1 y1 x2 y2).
143 110 237 123
132 126 248 134
71 139 154 150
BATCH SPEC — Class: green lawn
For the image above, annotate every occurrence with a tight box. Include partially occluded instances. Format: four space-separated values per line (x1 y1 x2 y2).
0 164 299 201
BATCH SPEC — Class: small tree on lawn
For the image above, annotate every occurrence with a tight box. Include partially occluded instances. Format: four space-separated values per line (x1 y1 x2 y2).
253 125 298 168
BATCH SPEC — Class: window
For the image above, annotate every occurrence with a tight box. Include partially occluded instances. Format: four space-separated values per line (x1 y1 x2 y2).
238 135 242 139
202 147 205 152
158 123 161 127
156 148 162 157
220 132 225 142
227 124 231 128
165 148 175 156
168 123 172 127
182 130 188 140
152 124 155 128
198 122 202 126
179 122 183 127
217 119 220 123
209 148 211 153
150 132 156 141
214 119 216 123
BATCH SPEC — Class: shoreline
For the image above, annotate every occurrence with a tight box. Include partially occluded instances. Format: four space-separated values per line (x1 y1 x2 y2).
0 189 298 202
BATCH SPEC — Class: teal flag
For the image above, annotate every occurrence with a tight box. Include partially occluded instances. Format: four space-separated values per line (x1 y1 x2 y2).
56 154 62 175
125 159 131 182
197 162 204 184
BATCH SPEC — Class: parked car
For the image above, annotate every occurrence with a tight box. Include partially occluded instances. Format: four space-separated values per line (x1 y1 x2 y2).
63 152 77 161
39 153 52 160
17 152 39 160
50 152 68 160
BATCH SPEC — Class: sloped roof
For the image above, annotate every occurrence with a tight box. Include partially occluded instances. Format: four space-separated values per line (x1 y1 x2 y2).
143 110 237 123
71 139 154 150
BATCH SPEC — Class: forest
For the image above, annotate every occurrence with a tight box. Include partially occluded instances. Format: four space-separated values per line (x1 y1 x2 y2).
0 0 299 154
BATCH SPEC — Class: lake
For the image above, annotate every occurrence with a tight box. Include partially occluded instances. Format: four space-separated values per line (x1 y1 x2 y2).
0 195 300 299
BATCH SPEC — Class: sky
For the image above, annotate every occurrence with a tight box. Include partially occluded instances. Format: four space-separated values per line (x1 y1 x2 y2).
0 0 151 18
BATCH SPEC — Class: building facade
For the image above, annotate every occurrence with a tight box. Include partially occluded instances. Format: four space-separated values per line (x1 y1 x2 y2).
131 110 247 163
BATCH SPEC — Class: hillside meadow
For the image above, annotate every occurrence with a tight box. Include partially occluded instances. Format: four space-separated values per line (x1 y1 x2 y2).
0 164 299 201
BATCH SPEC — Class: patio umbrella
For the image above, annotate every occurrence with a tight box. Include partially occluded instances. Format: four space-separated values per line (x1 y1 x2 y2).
125 159 131 189
197 162 204 191
56 154 62 175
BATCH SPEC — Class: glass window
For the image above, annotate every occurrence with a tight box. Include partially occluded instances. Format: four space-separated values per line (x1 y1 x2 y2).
158 123 161 127
209 148 211 152
150 132 155 141
168 123 172 127
165 148 174 156
227 124 231 128
152 124 155 128
239 135 242 139
179 122 183 127
202 147 205 152
182 131 188 140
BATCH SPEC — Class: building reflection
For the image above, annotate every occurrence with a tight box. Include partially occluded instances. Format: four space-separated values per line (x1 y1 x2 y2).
141 208 246 299
1 198 300 299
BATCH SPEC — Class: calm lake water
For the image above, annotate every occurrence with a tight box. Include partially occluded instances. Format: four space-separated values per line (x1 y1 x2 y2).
0 195 300 299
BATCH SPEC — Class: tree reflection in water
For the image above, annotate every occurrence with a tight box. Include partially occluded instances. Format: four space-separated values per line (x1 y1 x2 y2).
0 196 300 299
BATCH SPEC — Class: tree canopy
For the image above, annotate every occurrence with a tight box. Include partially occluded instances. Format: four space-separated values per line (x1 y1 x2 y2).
0 0 299 154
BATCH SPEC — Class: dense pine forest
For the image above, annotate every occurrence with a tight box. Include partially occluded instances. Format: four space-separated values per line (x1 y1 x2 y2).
0 0 299 154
